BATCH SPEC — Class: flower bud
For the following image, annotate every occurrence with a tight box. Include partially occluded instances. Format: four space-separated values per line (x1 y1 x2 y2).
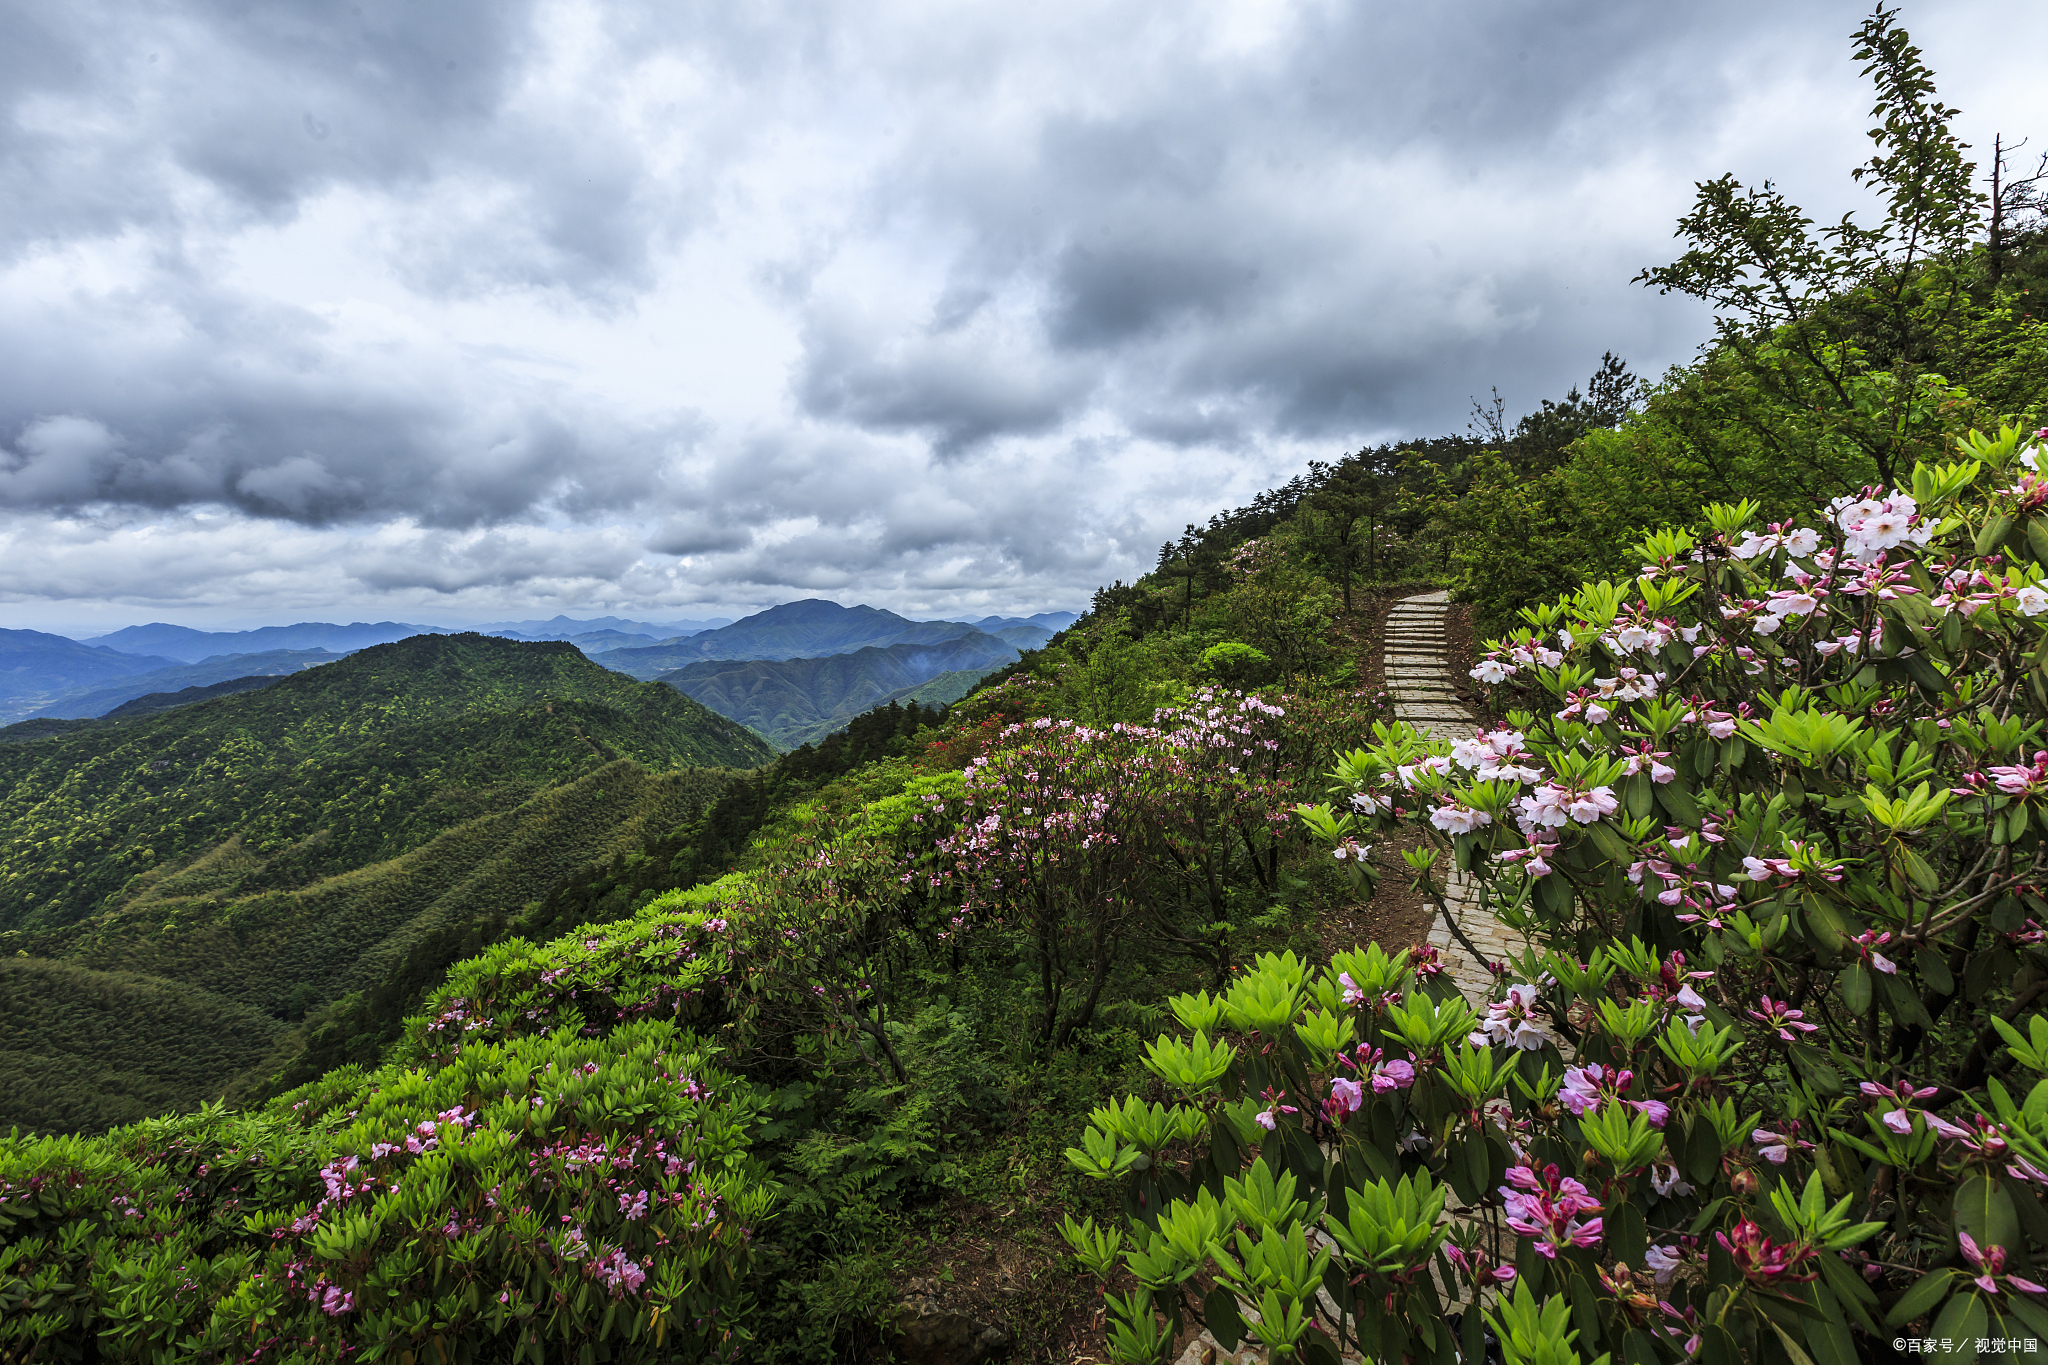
1730 1168 1761 1197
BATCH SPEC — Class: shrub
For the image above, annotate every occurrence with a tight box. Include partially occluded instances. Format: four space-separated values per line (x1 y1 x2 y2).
0 1017 771 1362
1199 643 1275 690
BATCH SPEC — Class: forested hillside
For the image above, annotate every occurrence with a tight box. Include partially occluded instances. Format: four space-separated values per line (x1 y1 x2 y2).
7 12 2048 1365
0 634 771 1131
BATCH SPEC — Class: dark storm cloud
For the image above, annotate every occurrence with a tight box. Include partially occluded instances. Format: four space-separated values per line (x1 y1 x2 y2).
3 2 533 249
780 0 1853 449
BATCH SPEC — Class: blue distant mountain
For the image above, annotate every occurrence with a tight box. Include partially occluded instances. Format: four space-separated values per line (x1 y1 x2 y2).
591 599 986 677
28 649 351 720
659 631 1024 749
944 611 1079 634
86 621 455 664
0 629 184 722
478 614 732 639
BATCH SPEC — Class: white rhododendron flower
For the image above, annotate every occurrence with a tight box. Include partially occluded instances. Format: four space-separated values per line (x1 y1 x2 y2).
2017 584 2048 617
1429 803 1493 835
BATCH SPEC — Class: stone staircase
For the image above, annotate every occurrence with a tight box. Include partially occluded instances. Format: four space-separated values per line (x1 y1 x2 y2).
1167 591 1525 1365
1386 591 1534 1008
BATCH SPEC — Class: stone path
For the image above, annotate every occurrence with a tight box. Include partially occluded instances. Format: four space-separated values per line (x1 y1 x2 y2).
1167 592 1522 1365
1385 591 1533 1010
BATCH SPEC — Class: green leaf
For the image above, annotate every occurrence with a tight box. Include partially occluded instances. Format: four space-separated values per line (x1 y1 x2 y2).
1765 1318 1820 1365
1202 1285 1246 1349
1974 513 2013 557
1588 821 1632 866
1801 1308 1858 1365
1566 1267 1603 1349
1687 1196 1729 1237
2025 516 2048 568
1684 1115 1723 1185
1610 1200 1647 1271
1880 971 1935 1030
1789 1044 1844 1095
1657 781 1702 826
1887 1269 1958 1327
1699 1324 1741 1365
1954 1174 2021 1255
1916 947 1955 996
1839 962 1871 1016
1930 1290 1987 1365
2004 1292 2048 1343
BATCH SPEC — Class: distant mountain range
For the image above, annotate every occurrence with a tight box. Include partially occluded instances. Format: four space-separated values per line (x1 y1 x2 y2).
476 614 732 639
5 602 1077 733
588 599 1068 678
84 620 456 663
27 649 348 721
660 631 1027 749
0 629 186 723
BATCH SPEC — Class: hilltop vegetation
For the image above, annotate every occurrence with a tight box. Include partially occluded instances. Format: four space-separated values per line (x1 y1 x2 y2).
0 634 771 1132
3 759 733 1134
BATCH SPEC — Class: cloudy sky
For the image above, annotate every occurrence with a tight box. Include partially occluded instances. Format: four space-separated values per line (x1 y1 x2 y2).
1 0 2041 632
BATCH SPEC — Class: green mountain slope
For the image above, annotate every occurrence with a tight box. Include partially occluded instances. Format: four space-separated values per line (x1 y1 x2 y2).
102 675 280 719
0 633 771 934
660 633 1019 748
0 760 731 1132
592 598 981 676
0 959 290 1135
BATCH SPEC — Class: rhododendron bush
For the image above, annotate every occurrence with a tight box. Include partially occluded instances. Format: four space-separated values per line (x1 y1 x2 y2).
942 687 1386 1047
0 1017 773 1362
1067 429 2048 1365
